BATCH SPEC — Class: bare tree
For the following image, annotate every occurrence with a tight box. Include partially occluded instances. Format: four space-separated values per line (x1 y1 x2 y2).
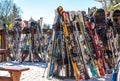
0 0 22 24
0 0 13 23
95 0 120 12
10 3 22 23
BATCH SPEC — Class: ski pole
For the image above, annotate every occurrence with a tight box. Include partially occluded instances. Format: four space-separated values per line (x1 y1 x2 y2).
42 66 47 78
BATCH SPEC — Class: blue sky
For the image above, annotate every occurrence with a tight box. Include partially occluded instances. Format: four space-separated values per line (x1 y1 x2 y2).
13 0 102 24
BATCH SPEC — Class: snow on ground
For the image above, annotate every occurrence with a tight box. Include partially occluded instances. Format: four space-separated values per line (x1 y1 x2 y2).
0 62 112 81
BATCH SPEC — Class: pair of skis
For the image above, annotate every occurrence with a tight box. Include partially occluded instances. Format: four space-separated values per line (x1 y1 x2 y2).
57 6 80 81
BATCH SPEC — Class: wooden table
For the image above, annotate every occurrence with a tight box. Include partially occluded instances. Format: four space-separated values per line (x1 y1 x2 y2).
0 66 29 81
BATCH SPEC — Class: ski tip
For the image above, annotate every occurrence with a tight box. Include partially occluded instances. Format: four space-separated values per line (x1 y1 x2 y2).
57 6 63 16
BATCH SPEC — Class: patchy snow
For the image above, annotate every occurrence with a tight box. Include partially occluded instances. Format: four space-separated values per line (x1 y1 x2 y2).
0 62 112 81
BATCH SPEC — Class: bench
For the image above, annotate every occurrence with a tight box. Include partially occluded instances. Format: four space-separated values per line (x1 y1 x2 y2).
0 66 29 81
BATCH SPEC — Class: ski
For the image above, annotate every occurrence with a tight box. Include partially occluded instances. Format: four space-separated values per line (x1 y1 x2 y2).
57 6 79 81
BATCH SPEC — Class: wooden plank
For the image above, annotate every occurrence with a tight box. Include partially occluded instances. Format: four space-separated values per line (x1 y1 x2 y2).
0 49 9 54
0 66 29 72
0 76 12 81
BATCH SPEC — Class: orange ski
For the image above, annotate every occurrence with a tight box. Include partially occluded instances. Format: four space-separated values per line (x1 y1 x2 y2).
57 6 79 81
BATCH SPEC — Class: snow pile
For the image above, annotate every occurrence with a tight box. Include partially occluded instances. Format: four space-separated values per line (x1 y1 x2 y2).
0 62 112 81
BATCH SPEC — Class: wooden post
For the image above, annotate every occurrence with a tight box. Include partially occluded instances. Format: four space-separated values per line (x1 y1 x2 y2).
9 71 21 81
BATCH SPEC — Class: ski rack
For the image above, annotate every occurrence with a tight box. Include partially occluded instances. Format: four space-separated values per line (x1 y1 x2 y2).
20 21 44 62
0 20 45 63
48 6 103 81
92 8 118 73
48 6 120 81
